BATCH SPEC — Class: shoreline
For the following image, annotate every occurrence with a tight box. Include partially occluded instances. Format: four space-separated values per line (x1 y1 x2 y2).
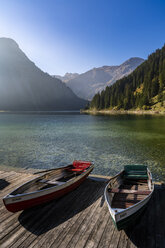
81 109 165 115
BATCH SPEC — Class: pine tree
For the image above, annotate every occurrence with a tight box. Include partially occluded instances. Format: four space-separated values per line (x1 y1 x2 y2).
90 44 165 110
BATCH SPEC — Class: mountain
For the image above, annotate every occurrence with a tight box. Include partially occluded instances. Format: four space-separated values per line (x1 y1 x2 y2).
58 58 144 100
54 72 79 83
90 45 165 111
0 38 87 111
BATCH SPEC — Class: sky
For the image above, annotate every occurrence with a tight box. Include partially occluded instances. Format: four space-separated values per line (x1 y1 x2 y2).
0 0 165 75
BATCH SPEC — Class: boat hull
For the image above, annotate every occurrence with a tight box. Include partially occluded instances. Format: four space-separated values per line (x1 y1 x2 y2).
114 191 152 230
104 166 154 231
3 166 93 212
115 204 147 231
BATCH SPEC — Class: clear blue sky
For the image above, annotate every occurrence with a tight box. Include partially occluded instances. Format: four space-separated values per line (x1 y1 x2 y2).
1 0 165 75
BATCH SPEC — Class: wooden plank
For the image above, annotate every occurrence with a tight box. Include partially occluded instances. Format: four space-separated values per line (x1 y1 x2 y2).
73 203 107 248
117 230 129 248
0 175 35 222
122 184 148 190
53 189 104 248
0 175 53 244
108 188 151 195
45 185 101 248
83 208 110 248
11 187 91 247
6 181 87 248
52 195 103 248
0 200 46 239
0 174 35 213
0 170 165 248
29 181 104 248
0 172 20 192
124 179 148 184
89 174 111 181
109 228 121 248
0 171 17 180
0 211 20 233
13 180 104 248
0 174 35 198
113 198 141 205
112 195 145 201
97 216 115 248
0 198 61 247
0 171 16 178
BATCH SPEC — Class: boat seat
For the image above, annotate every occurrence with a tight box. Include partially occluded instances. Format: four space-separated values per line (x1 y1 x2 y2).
124 174 148 179
39 179 65 185
67 168 84 173
108 188 151 195
123 165 148 180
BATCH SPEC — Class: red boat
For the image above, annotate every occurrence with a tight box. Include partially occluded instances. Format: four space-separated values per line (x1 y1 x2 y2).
3 160 94 212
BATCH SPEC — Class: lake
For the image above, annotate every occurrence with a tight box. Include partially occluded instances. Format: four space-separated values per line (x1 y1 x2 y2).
0 112 165 181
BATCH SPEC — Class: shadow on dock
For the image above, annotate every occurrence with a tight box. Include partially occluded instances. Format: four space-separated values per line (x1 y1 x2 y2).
1 170 165 248
125 184 165 248
18 178 105 236
0 179 10 190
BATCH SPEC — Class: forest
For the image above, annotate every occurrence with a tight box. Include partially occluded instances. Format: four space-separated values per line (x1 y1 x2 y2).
90 45 165 110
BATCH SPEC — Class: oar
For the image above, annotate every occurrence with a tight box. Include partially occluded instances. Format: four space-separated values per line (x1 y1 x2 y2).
33 168 57 175
33 165 70 175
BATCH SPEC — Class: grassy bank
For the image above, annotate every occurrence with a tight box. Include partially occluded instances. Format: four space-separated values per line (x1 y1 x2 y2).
81 108 165 115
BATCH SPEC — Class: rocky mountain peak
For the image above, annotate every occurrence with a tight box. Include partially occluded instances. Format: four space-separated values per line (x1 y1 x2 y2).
56 57 145 100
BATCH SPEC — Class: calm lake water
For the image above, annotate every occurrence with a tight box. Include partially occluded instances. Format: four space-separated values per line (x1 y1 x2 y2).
0 112 165 181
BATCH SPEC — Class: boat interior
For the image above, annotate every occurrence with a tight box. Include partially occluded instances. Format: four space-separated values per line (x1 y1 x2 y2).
107 165 153 210
11 162 91 195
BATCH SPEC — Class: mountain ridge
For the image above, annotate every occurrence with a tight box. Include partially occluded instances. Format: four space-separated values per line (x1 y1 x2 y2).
89 44 165 112
54 57 144 100
54 72 79 83
0 38 87 111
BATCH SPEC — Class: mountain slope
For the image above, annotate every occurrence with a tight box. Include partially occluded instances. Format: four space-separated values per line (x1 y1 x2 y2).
59 58 144 100
90 45 165 111
54 72 79 82
0 38 87 111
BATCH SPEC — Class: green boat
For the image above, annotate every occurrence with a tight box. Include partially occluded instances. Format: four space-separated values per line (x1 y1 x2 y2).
104 165 154 230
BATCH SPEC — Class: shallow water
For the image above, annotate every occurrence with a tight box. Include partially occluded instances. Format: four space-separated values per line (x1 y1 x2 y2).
0 112 165 181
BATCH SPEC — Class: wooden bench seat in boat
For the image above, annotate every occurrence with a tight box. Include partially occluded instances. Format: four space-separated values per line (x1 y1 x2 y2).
67 168 84 173
108 188 151 195
39 179 65 185
112 200 141 209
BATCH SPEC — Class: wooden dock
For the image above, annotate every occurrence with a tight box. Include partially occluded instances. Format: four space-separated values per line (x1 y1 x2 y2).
0 170 165 248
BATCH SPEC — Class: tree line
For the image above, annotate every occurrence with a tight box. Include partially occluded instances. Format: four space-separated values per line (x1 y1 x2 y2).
90 45 165 110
